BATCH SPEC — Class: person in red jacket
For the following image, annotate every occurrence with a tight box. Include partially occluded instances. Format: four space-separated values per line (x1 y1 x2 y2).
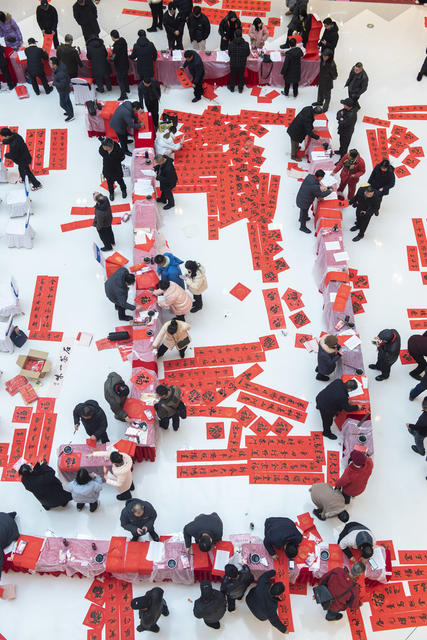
317 562 365 621
335 450 373 504
332 149 365 201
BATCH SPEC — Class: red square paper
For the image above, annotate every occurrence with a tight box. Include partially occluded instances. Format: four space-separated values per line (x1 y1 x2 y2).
130 368 155 390
206 422 225 440
229 283 251 301
289 311 310 328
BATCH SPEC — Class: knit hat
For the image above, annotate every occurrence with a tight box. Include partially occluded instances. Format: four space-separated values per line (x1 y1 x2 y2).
340 98 354 107
349 450 366 467
378 329 393 342
325 335 338 349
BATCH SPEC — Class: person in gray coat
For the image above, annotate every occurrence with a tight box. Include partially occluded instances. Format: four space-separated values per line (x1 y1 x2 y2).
86 35 111 92
92 192 114 251
296 170 333 233
110 100 142 156
104 266 139 321
0 512 19 577
184 512 223 552
194 581 226 629
104 372 130 421
154 384 186 431
120 498 159 541
66 468 103 512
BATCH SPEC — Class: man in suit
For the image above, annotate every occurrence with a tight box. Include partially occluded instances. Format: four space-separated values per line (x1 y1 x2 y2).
24 37 53 95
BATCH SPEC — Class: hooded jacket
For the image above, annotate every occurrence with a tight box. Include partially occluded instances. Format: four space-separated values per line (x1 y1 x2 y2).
218 15 242 42
156 252 184 287
154 385 182 419
155 281 193 316
309 482 346 519
91 450 133 493
86 36 110 78
287 106 320 143
221 564 254 599
120 499 157 535
317 334 341 376
318 56 338 91
281 46 304 83
153 320 191 351
319 567 361 612
155 156 178 189
408 331 427 358
132 588 166 628
104 371 128 420
188 12 211 43
228 36 250 68
337 521 375 558
56 43 82 77
130 35 157 79
248 23 269 49
21 462 72 508
333 153 365 182
0 513 19 575
99 141 125 179
183 51 205 84
104 266 135 310
296 174 332 209
368 164 395 195
319 22 339 51
53 61 71 94
93 198 113 230
110 101 139 135
36 4 58 33
194 581 226 624
345 68 369 99
246 569 287 633
184 264 207 295
263 517 302 556
335 456 373 497
183 512 223 549
155 130 181 157
67 475 103 504
73 399 108 438
72 0 100 40
350 186 381 216
337 107 357 136
0 13 23 49
3 132 32 166
316 379 359 416
111 37 129 74
377 329 400 366
24 44 49 75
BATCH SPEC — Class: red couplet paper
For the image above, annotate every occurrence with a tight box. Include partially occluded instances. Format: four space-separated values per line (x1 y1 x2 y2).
259 334 279 351
229 282 251 301
12 406 33 423
83 604 105 630
206 422 225 440
333 283 352 312
85 579 106 605
130 368 155 390
176 68 193 88
288 310 310 328
399 349 416 365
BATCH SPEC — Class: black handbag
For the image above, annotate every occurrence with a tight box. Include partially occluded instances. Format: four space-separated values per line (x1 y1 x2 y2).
176 336 190 350
86 100 97 116
10 327 28 348
260 60 273 80
108 331 130 341
178 401 187 419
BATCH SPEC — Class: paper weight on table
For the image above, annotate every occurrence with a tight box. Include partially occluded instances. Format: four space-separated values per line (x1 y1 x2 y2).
320 550 330 561
250 553 260 564
167 559 177 569
95 553 104 563
63 445 72 454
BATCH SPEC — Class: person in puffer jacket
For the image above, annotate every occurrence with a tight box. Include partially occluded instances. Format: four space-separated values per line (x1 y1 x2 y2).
155 129 183 157
221 563 254 612
227 29 250 93
154 280 193 320
316 334 341 381
0 11 23 49
154 252 184 287
369 328 401 381
184 260 207 312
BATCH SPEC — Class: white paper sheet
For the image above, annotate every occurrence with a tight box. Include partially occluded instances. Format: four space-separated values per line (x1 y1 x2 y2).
214 549 231 572
17 50 26 61
303 338 318 353
270 51 281 62
324 191 337 200
348 382 363 398
216 51 230 62
329 292 337 302
146 541 165 563
321 173 337 187
325 241 341 251
361 376 368 389
333 251 349 262
172 50 182 61
343 334 361 350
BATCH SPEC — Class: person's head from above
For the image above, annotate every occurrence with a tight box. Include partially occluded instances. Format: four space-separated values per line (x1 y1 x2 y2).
289 37 296 48
350 561 366 578
338 510 349 523
157 280 170 292
224 564 239 579
154 153 166 166
423 396 427 412
377 328 393 343
0 127 13 141
156 384 169 398
49 56 59 70
168 2 176 14
102 137 114 152
76 468 91 485
78 0 86 5
344 379 358 392
324 334 338 349
353 62 363 74
253 17 263 30
184 50 194 61
364 185 375 198
82 404 95 420
185 260 198 277
349 449 367 468
228 11 238 22
270 582 285 598
198 533 213 552
131 500 145 517
340 98 354 110
167 319 178 335
114 381 130 397
285 542 298 559
18 463 33 476
110 29 120 41
143 77 152 87
132 594 151 611
154 254 167 266
315 169 325 181
92 190 101 201
110 451 124 466
312 103 323 114
40 0 49 10
138 29 146 38
321 48 333 62
64 34 74 44
193 5 201 16
299 9 307 20
131 101 142 115
124 271 136 287
28 38 37 46
379 158 390 172
323 17 333 29
235 28 242 38
348 148 359 160
360 543 374 559
0 12 6 23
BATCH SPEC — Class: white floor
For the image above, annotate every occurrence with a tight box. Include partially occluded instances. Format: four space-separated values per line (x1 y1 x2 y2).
0 1 427 639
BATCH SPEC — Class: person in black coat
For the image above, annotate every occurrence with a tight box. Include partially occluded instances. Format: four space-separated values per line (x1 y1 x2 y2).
263 516 302 558
288 9 312 46
316 333 341 380
349 185 382 242
368 159 395 200
105 266 138 321
369 329 401 381
0 127 42 190
50 57 74 121
218 11 241 51
318 17 339 53
183 49 204 102
281 37 304 97
56 35 83 78
0 45 16 90
344 62 368 109
73 0 100 43
174 0 193 24
336 98 357 158
287 104 323 161
110 100 142 156
36 0 59 49
221 563 254 612
194 581 226 629
120 498 159 541
73 399 109 442
110 30 129 100
188 6 210 50
296 170 332 233
163 3 184 50
99 137 127 199
316 379 360 439
407 396 427 455
154 154 178 208
417 47 427 81
317 48 337 112
138 77 161 129
130 30 157 81
92 192 115 251
184 512 223 552
227 29 250 93
132 588 169 633
0 512 19 576
24 38 52 95
246 570 287 634
86 35 111 92
19 462 72 510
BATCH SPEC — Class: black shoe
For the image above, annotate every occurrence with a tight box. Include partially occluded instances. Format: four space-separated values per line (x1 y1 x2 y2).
151 531 160 542
8 83 17 90
280 44 287 49
136 625 143 632
173 424 179 431
97 87 105 93
369 364 379 370
417 73 422 82
121 191 127 199
147 26 157 32
323 431 337 440
130 482 135 490
375 374 388 381
8 511 17 519
110 191 115 201
350 225 358 231
118 94 127 101
163 203 174 210
106 85 112 92
156 198 166 203
190 306 202 313
65 115 75 122
238 87 243 93
312 508 326 521
162 606 169 616
125 150 132 157
158 24 163 29
90 501 98 512
101 246 113 251
299 225 311 234
119 315 133 321
412 445 424 456
192 97 201 102
77 503 84 511
281 90 289 96
43 506 51 510
151 625 160 633
46 87 54 94
352 234 363 242
326 612 343 621
63 112 68 116
227 85 234 92
316 373 329 381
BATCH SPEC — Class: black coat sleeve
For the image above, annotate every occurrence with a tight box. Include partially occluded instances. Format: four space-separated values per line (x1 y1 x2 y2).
73 404 82 425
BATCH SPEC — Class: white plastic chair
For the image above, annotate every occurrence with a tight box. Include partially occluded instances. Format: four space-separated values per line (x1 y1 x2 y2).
6 207 35 249
71 77 96 105
0 276 22 321
0 316 14 353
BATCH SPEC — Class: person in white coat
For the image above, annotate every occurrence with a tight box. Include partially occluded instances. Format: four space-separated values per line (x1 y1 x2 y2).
89 449 134 500
184 260 207 312
155 129 183 157
153 318 191 359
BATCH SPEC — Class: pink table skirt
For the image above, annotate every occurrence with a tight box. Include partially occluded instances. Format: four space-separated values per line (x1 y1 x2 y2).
57 443 112 482
35 538 110 578
342 418 374 465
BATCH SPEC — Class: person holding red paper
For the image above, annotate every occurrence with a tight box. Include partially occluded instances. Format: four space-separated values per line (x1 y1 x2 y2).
0 128 42 191
152 318 191 359
104 372 131 422
73 399 109 443
245 570 287 633
335 450 373 503
132 587 169 632
89 449 134 500
369 328 400 381
120 498 159 541
154 383 187 431
316 334 341 381
332 149 365 201
24 37 53 96
36 0 59 50
263 516 302 559
315 379 360 440
92 192 115 251
316 562 365 621
98 138 127 201
183 50 205 102
19 462 72 511
220 562 254 612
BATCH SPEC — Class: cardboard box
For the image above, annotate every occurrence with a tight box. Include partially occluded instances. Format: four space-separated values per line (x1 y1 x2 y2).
16 349 51 380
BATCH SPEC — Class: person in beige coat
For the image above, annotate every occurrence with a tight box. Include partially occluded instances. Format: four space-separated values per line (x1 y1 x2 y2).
309 482 349 522
154 280 193 320
153 318 191 359
184 260 207 313
89 449 134 500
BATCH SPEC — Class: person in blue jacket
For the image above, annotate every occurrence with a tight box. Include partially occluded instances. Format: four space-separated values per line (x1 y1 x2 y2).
154 252 184 288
